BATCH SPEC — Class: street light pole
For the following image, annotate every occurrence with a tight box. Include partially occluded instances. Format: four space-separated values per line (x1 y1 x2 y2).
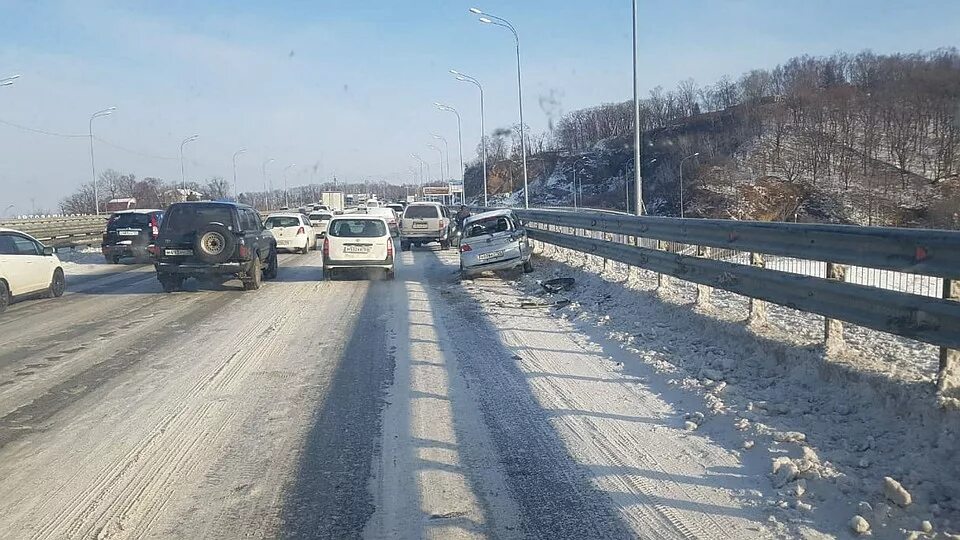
430 133 450 181
451 69 488 207
679 152 699 219
471 8 528 208
262 158 275 210
284 163 296 208
632 0 643 216
434 103 463 182
179 134 199 192
232 148 247 202
427 144 443 182
88 107 116 215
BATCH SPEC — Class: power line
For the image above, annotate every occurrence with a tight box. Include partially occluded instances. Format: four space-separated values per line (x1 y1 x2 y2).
93 136 176 160
0 118 86 138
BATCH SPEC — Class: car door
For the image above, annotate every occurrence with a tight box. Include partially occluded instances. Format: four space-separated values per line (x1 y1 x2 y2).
0 233 30 295
0 233 46 293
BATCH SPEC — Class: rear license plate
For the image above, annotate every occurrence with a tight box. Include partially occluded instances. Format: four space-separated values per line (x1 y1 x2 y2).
344 245 370 254
117 230 139 236
277 240 289 246
165 249 193 256
478 250 504 261
412 222 428 229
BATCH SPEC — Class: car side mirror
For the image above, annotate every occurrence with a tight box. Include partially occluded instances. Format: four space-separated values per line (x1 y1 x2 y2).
42 246 55 256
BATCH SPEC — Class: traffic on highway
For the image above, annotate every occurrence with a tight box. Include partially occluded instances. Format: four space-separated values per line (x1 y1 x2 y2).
3 1 959 539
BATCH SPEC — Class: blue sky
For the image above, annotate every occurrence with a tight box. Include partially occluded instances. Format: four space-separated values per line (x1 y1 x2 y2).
1 0 958 213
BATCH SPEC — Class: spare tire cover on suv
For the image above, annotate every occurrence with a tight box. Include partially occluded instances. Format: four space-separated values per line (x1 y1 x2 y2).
194 223 236 264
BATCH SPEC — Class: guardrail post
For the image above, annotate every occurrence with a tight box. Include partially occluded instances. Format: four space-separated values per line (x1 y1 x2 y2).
937 278 960 407
656 240 669 289
748 252 766 325
824 262 846 354
696 246 712 306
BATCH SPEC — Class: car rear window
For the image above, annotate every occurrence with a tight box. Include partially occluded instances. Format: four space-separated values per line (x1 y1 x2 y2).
404 205 439 219
265 216 301 228
329 219 387 238
162 204 235 235
107 213 152 229
309 213 332 221
466 215 513 237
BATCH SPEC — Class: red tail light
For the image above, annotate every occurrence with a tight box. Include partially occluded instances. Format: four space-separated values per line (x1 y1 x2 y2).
147 245 158 256
387 239 394 258
296 226 305 235
460 243 472 253
322 237 329 257
150 215 159 239
239 244 250 258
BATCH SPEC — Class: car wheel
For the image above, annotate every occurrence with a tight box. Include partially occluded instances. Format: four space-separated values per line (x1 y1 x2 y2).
263 248 279 280
194 223 236 264
385 269 395 281
0 280 9 313
110 255 121 264
400 241 410 252
523 261 534 273
48 268 65 298
242 256 262 290
440 240 451 250
159 274 183 293
325 268 336 281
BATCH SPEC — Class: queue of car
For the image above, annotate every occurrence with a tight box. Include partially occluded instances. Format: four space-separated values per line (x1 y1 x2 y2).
0 198 533 312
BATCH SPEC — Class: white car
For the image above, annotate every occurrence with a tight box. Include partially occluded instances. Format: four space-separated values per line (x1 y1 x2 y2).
0 228 65 313
264 213 314 254
307 211 334 240
322 215 395 280
362 207 400 236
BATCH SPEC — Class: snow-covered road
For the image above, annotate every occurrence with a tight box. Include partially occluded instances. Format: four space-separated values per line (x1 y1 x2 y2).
0 242 946 538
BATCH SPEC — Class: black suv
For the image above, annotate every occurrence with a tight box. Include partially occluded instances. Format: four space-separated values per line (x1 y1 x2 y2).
153 202 278 292
101 209 164 263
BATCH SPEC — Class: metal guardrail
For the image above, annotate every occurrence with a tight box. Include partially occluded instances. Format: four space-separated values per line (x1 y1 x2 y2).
528 227 960 350
505 207 960 400
0 216 108 249
517 209 960 279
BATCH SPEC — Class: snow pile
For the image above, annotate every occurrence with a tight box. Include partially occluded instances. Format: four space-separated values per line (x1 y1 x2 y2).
513 241 960 538
56 246 118 276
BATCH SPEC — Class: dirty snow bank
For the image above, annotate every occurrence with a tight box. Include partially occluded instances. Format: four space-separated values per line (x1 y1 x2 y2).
510 242 960 539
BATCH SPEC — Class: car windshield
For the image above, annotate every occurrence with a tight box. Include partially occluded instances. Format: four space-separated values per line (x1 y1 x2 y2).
107 213 152 228
329 219 386 238
265 216 301 228
404 206 439 219
466 216 513 237
162 205 234 235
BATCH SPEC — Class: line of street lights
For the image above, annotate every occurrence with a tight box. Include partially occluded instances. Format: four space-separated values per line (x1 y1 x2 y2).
418 5 645 213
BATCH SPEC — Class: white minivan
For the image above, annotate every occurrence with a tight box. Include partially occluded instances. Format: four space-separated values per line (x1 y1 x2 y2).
322 215 395 280
0 228 65 313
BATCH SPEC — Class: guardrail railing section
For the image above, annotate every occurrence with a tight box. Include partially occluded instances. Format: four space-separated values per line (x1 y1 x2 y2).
514 208 960 407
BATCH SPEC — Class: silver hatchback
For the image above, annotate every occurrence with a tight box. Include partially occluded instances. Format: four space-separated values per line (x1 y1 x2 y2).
458 210 533 279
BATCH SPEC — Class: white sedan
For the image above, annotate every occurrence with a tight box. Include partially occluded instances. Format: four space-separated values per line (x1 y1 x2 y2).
0 228 65 313
322 215 395 280
264 213 315 254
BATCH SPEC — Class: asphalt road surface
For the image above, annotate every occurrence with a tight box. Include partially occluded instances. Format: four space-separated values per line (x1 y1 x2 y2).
0 245 770 540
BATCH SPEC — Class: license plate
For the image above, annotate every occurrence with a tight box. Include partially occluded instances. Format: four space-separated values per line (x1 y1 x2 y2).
344 245 370 254
277 240 289 246
165 249 193 256
478 250 504 261
412 222 428 229
117 230 139 236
